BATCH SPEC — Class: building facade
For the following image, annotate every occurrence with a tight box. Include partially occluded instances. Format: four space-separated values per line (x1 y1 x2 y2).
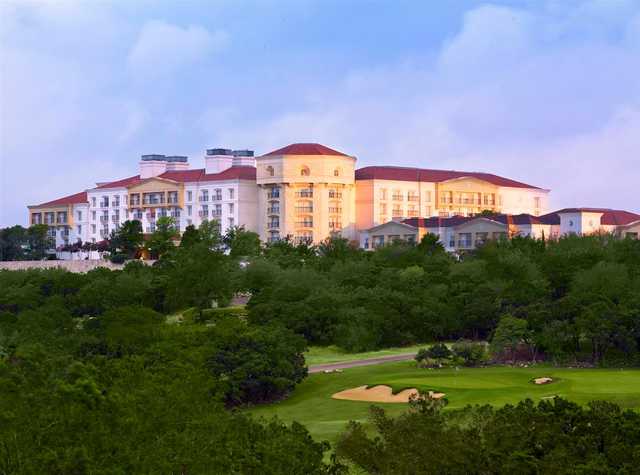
359 208 640 252
255 144 357 244
29 141 637 252
355 166 550 232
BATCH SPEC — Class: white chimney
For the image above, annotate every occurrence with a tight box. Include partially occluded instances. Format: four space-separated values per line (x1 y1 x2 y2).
165 156 189 172
139 155 167 179
205 148 234 174
232 149 255 167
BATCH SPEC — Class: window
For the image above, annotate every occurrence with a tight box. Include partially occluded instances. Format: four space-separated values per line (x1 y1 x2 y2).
333 168 340 177
425 206 432 216
266 165 274 176
213 189 222 200
228 203 234 214
92 211 96 220
200 190 209 202
380 203 387 214
424 191 431 202
187 205 192 216
91 197 96 207
458 233 472 248
77 225 82 234
379 188 387 200
300 165 310 177
228 217 234 228
392 190 403 201
213 204 222 216
364 237 369 249
187 191 193 201
228 188 234 199
91 224 96 234
77 211 82 221
534 197 540 209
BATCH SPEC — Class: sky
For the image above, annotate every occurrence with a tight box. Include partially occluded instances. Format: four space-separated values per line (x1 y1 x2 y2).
1 0 639 226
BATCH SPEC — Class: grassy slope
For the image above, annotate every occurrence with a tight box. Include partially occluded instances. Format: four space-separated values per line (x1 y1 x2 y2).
249 361 640 444
304 344 426 366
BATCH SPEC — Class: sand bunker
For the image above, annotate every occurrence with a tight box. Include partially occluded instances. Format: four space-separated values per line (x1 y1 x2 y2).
533 377 553 385
332 385 446 403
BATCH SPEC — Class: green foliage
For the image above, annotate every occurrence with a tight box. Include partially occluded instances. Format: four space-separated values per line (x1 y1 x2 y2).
451 340 487 366
336 397 640 474
109 219 143 258
207 320 308 406
144 216 179 259
490 314 531 358
223 225 261 259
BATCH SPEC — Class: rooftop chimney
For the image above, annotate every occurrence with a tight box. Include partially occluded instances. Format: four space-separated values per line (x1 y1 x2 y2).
232 149 255 167
205 148 233 174
139 154 167 179
165 155 189 172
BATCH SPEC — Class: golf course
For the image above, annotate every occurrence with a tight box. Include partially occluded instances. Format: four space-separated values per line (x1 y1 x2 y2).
250 356 640 444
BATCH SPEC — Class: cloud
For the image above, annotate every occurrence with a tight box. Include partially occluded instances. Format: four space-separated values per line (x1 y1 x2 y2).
210 2 640 212
127 20 228 78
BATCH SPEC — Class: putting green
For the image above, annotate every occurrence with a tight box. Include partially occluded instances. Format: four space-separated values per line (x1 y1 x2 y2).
249 361 640 444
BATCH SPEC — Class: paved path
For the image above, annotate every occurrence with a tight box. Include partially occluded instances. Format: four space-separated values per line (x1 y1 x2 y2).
308 352 417 374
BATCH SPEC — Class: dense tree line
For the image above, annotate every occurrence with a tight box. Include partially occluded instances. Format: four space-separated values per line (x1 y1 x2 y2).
337 395 640 474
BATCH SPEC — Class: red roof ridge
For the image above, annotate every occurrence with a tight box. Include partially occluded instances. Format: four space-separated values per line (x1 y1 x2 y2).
261 143 351 157
355 165 543 190
30 191 88 208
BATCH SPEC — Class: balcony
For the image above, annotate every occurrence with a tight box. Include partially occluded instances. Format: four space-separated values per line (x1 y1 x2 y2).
99 216 109 223
146 213 156 221
329 192 342 199
133 213 143 220
143 199 164 205
441 198 453 204
295 206 313 213
198 211 209 218
392 195 403 201
267 192 280 199
295 221 313 228
111 216 120 223
267 207 280 214
211 211 222 218
328 207 342 214
329 222 342 230
130 200 141 207
112 201 120 207
407 195 419 202
212 194 222 201
167 197 179 204
267 222 280 229
295 191 313 198
171 212 181 218
199 196 209 202
407 210 419 217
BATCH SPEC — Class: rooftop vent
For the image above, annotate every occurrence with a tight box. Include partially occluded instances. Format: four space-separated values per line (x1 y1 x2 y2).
206 148 233 156
141 154 166 161
165 155 188 162
233 149 254 157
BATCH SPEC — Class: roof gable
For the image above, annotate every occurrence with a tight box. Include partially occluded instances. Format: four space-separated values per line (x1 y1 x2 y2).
355 166 543 190
261 143 350 157
30 191 88 208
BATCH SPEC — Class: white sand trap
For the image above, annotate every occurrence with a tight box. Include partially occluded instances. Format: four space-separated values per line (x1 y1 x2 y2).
534 377 553 385
332 385 446 403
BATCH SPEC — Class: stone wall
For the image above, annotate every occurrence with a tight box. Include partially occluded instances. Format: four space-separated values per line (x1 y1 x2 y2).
0 260 154 273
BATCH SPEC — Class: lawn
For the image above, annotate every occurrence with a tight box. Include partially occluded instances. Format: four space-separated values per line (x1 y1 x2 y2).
249 361 640 444
304 344 426 366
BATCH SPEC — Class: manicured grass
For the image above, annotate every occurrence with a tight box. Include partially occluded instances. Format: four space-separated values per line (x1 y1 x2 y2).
249 361 640 444
304 344 426 366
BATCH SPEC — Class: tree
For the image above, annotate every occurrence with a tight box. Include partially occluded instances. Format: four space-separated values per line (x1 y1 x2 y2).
179 224 200 248
110 220 143 258
490 314 532 361
416 232 445 255
27 224 52 259
0 225 27 261
144 217 178 259
207 320 307 406
223 226 261 259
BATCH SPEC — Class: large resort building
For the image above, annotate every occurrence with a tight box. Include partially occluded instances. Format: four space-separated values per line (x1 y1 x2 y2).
27 143 639 250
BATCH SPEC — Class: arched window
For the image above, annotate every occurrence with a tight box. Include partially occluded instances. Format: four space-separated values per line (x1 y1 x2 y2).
266 165 274 177
300 166 310 177
333 168 340 177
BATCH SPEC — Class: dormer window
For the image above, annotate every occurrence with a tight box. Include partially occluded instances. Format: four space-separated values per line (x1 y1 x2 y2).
266 165 274 177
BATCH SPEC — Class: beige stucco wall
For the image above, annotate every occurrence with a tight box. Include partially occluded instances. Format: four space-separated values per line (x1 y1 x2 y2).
256 153 357 243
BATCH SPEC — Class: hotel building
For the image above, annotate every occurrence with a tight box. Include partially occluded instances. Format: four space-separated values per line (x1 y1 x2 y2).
28 141 636 251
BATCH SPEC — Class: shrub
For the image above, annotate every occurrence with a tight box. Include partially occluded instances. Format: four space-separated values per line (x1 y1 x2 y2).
427 342 452 360
451 340 487 367
110 253 127 264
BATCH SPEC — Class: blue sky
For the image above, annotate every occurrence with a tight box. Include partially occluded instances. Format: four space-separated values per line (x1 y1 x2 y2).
1 0 639 226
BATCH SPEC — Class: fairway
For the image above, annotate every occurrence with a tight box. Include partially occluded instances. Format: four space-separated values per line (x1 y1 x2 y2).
249 361 640 444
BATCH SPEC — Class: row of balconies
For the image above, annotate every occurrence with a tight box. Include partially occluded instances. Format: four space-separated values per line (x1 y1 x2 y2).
198 210 223 218
440 197 497 206
198 195 223 202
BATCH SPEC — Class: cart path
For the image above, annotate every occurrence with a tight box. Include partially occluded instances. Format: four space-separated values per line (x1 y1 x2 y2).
308 353 417 374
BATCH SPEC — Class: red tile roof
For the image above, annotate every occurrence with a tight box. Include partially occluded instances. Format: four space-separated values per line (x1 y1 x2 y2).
355 166 543 189
403 216 473 228
261 143 350 157
93 167 257 189
31 191 88 208
549 208 640 226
